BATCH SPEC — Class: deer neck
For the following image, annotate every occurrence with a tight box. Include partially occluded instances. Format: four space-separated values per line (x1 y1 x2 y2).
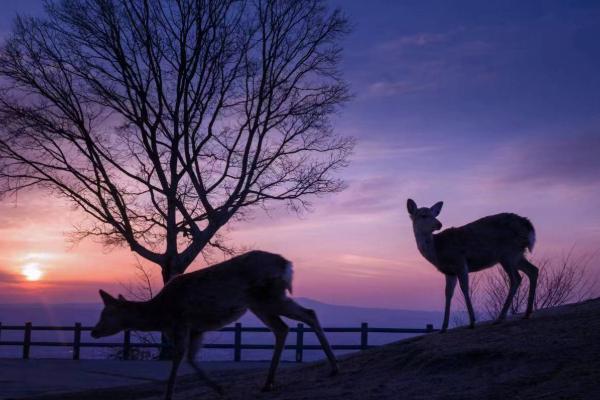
414 229 438 266
122 300 163 331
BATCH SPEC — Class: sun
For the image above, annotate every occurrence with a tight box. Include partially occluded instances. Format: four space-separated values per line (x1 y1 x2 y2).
22 263 44 281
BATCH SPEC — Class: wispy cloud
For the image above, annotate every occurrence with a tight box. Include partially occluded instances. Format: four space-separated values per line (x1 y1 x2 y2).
489 134 600 187
367 80 437 97
0 268 21 283
351 141 441 161
359 28 499 100
337 253 416 270
380 32 449 51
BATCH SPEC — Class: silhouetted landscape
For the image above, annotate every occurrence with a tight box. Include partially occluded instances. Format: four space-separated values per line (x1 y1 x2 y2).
0 299 442 361
16 299 600 400
1 0 599 399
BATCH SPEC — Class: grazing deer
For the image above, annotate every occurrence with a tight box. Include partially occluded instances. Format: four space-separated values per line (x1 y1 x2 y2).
91 250 338 400
406 199 539 332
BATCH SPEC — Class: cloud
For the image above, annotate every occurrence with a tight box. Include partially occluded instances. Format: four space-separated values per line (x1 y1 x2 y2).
367 80 437 97
329 177 400 215
361 28 497 100
493 134 600 186
352 141 441 161
380 33 449 51
0 268 21 283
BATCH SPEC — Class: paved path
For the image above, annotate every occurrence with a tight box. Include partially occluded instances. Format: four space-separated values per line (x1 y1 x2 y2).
0 359 273 399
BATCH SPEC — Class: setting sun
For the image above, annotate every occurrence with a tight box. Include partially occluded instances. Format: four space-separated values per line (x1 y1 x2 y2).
22 263 44 281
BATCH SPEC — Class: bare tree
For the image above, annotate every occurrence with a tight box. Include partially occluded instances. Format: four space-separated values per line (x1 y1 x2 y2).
455 253 598 323
482 253 598 318
120 258 158 301
0 0 353 284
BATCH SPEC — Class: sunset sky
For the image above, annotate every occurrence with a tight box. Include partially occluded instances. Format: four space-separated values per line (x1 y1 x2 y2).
1 0 599 310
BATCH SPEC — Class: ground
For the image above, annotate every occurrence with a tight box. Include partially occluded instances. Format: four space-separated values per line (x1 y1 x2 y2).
9 298 600 400
0 360 274 399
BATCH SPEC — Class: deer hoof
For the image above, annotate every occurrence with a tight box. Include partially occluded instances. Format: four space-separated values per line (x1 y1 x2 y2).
329 367 339 377
439 329 447 334
469 323 475 329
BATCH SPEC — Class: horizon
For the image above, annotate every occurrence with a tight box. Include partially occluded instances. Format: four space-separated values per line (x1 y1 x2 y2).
0 296 445 313
1 0 599 312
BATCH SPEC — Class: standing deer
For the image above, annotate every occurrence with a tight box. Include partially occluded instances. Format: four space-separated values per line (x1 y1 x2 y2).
91 250 338 400
406 199 538 332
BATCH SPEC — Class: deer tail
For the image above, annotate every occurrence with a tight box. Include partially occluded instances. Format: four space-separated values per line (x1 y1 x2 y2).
283 261 294 294
522 217 536 252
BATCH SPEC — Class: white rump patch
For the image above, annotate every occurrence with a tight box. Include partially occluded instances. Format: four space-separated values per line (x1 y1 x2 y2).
283 261 294 293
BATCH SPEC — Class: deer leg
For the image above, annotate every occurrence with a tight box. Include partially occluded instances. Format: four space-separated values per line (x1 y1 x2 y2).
497 266 523 322
277 299 339 376
187 330 224 395
457 269 476 329
441 275 457 332
164 329 187 400
251 311 289 392
518 259 539 319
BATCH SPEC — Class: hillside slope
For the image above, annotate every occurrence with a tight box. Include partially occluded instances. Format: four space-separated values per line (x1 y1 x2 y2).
26 299 600 400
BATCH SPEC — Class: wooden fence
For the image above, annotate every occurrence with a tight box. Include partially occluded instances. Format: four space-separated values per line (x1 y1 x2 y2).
0 322 435 362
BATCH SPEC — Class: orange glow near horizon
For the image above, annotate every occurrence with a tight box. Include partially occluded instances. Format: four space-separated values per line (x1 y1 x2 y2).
1 183 599 310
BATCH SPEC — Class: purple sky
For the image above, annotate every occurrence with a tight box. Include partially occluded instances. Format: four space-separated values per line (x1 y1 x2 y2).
0 1 599 310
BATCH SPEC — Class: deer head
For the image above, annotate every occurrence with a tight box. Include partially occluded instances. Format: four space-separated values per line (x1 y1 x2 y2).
407 198 444 234
91 290 128 338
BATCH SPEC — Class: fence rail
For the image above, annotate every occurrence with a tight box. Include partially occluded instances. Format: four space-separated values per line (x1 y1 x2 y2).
0 321 435 362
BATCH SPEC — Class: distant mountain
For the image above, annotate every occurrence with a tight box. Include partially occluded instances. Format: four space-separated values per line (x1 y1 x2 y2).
0 299 443 361
0 299 442 328
292 298 441 328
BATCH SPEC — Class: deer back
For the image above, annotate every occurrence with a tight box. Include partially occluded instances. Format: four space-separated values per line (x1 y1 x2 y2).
147 251 292 329
434 213 535 271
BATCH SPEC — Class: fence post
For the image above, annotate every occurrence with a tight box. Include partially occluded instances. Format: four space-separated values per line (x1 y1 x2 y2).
73 323 82 360
295 323 304 363
23 322 32 359
360 322 369 350
234 323 242 362
426 324 434 333
123 330 131 360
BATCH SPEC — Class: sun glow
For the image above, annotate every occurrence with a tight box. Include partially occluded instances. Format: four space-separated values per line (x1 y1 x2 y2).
22 263 44 281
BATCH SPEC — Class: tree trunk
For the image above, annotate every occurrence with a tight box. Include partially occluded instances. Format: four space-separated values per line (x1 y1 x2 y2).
157 264 183 360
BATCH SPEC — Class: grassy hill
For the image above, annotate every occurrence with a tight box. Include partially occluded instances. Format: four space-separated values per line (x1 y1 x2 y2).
26 298 600 400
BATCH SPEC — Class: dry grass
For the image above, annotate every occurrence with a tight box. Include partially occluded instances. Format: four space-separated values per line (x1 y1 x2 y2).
25 298 600 400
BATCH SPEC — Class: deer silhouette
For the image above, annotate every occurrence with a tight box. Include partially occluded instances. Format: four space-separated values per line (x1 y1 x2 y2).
91 250 338 400
407 199 538 332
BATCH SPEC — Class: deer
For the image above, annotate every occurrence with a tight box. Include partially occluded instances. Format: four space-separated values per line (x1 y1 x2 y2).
406 199 539 332
91 250 338 400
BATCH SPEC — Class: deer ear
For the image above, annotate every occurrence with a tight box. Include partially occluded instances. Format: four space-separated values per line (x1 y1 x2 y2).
99 289 116 306
118 294 126 301
430 201 444 217
407 199 417 215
